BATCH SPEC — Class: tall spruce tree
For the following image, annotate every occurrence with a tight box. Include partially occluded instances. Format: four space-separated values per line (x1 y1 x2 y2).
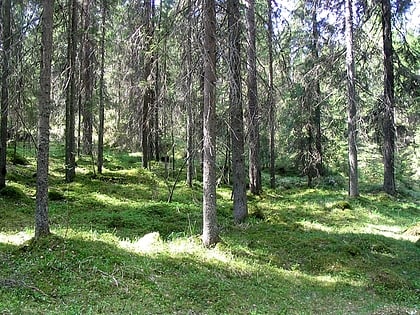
381 0 396 195
345 0 359 197
65 0 77 182
228 0 248 223
0 0 11 189
246 0 261 195
202 0 219 246
35 0 54 239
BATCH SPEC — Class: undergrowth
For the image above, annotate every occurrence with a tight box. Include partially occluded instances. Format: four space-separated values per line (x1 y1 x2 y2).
0 146 419 314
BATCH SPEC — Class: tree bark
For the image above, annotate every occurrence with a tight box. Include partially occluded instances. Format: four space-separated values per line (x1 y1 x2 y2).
202 0 219 247
381 0 396 195
0 0 11 189
228 0 247 223
35 0 54 239
65 0 77 182
82 0 93 156
267 0 275 189
185 0 194 187
345 0 359 197
141 0 155 169
246 0 261 195
97 0 106 174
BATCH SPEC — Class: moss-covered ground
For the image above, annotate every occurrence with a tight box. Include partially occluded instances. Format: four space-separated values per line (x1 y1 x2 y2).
0 146 418 314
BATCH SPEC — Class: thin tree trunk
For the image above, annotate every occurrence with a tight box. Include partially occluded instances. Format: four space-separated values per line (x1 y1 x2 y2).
82 0 93 156
0 0 11 189
141 0 154 169
185 0 194 187
246 0 261 195
202 0 219 247
228 0 247 223
381 0 396 195
311 6 323 177
267 0 275 189
345 0 359 197
65 0 77 182
97 0 106 174
35 0 54 239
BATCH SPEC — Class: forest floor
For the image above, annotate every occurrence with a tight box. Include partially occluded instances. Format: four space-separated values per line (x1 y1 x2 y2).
0 146 419 314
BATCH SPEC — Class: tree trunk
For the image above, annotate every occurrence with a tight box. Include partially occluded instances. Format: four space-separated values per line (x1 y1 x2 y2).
65 0 77 182
35 0 54 239
267 0 275 189
97 0 106 174
345 0 359 197
141 0 154 169
246 0 261 195
82 0 93 156
185 0 194 187
228 0 247 223
311 6 323 177
0 0 11 189
202 0 219 247
381 0 396 195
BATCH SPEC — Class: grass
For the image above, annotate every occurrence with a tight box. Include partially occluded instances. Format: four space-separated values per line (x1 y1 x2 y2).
0 146 419 314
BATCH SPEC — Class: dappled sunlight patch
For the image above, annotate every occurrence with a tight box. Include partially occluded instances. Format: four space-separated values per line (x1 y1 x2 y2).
298 220 333 233
0 230 32 245
58 228 121 245
364 224 418 242
128 152 142 157
163 236 235 265
119 232 163 253
216 188 232 200
90 192 123 206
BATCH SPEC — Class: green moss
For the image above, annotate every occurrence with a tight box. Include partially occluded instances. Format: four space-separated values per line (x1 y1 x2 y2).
0 185 29 201
333 200 352 210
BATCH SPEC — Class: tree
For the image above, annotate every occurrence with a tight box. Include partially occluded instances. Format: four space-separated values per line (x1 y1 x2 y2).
246 0 262 195
310 2 323 178
381 0 396 195
35 0 54 239
228 0 248 223
65 0 78 182
300 0 324 186
345 0 359 197
267 0 276 189
202 0 219 247
81 0 94 156
0 0 11 189
185 0 194 187
141 0 155 169
97 0 107 174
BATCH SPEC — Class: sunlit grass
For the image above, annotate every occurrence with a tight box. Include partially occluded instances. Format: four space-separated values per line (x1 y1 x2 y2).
0 145 419 314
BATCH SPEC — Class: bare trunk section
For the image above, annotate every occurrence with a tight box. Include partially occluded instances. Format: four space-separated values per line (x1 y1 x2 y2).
141 0 155 169
35 0 54 239
228 0 247 223
267 0 275 189
345 0 359 197
185 0 194 187
82 0 93 156
97 1 106 174
0 0 11 189
65 0 77 182
202 0 219 247
381 0 396 195
246 0 261 195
